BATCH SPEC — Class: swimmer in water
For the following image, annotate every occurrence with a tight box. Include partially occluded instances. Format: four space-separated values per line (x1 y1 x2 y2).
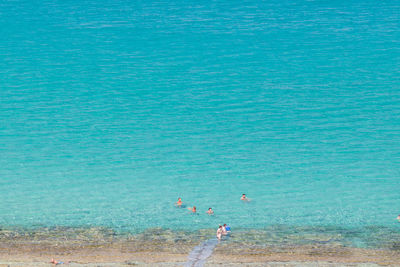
207 207 214 215
241 193 250 201
216 225 223 240
175 197 183 207
188 206 196 213
397 214 400 222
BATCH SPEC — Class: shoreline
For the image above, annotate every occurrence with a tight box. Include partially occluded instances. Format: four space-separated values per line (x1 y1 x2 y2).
1 228 400 266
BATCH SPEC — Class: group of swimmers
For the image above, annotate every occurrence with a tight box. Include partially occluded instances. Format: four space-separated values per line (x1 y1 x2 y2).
175 194 250 240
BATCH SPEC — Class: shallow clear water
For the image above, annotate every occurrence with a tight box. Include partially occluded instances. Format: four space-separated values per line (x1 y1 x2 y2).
0 0 399 247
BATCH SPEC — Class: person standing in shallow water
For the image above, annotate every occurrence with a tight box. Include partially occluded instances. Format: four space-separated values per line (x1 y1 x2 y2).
216 225 223 240
222 224 230 235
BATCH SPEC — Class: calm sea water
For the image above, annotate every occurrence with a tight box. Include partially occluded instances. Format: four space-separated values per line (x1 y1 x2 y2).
0 0 399 245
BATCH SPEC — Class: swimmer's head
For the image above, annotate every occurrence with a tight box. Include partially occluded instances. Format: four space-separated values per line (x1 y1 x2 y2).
223 224 226 226
208 208 212 210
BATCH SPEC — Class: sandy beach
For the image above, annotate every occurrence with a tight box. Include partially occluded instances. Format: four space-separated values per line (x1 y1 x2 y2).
1 245 400 266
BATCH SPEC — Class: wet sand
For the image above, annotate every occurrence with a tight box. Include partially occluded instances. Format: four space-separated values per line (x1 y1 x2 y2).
0 227 400 266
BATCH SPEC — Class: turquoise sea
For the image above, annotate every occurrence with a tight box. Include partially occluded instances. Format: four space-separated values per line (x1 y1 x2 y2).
1 0 399 248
